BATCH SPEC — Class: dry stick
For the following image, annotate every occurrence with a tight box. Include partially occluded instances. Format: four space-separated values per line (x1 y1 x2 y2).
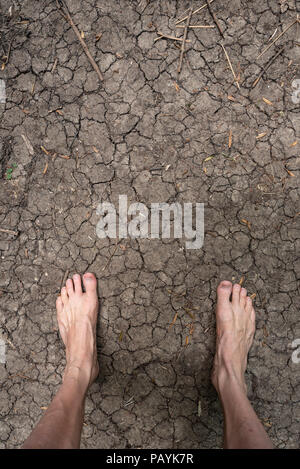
154 32 191 42
178 7 193 74
220 43 240 90
206 0 223 37
58 0 103 81
102 242 120 272
176 0 215 24
252 46 285 88
60 269 69 290
0 228 18 236
257 18 298 59
176 24 215 28
2 39 13 66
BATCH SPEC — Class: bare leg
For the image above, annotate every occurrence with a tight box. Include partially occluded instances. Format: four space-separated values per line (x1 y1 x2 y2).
212 281 273 449
22 272 99 449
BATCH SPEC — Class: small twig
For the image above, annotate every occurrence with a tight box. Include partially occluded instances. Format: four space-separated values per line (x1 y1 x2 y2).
176 24 215 29
252 47 285 87
206 0 224 37
2 39 13 66
0 228 18 236
176 0 215 25
220 43 240 90
60 269 69 290
178 7 193 74
21 134 34 155
57 0 103 81
256 18 298 59
154 32 191 43
51 58 58 73
102 242 121 271
52 210 59 237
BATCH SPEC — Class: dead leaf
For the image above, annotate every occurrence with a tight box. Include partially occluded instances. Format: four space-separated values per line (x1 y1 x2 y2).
169 313 178 329
58 154 70 159
184 308 195 320
286 169 295 177
41 145 50 156
256 132 267 139
43 161 48 175
262 97 273 106
241 219 251 229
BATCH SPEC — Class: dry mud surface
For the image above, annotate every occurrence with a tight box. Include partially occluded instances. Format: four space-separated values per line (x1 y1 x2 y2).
0 0 299 449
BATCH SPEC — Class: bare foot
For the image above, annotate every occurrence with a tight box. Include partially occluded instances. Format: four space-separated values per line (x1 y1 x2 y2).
212 281 255 394
56 272 99 388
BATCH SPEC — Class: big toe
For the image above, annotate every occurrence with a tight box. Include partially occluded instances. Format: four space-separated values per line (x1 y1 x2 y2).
83 272 98 296
217 280 232 304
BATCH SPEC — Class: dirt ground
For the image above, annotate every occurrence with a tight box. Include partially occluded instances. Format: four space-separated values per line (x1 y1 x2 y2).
0 0 299 449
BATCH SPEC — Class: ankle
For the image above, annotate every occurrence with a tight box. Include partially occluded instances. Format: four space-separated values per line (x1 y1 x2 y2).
63 363 92 390
214 365 247 396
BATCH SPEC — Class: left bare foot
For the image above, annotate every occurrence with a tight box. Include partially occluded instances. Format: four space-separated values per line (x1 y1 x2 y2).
56 272 99 388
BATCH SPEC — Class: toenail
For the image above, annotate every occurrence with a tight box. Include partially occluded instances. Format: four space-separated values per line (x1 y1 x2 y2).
220 280 231 287
84 272 93 279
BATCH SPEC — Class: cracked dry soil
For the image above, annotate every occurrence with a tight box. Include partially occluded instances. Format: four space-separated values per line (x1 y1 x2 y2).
0 0 299 449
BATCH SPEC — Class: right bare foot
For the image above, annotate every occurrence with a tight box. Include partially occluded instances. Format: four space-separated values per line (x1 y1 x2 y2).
212 281 255 394
56 272 99 389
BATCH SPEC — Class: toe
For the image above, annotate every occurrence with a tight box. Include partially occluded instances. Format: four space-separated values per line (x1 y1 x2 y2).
83 272 97 296
61 286 68 305
240 287 247 308
66 278 74 296
232 283 241 306
73 274 82 294
217 280 232 302
245 296 252 314
251 306 256 324
56 296 63 315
